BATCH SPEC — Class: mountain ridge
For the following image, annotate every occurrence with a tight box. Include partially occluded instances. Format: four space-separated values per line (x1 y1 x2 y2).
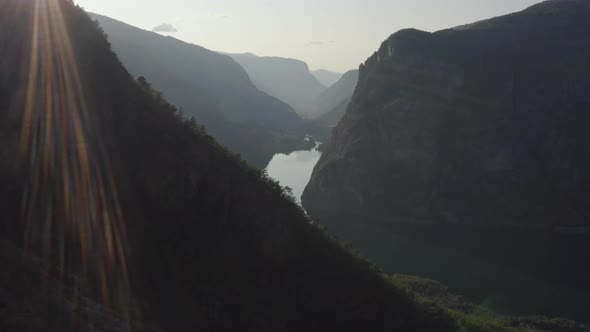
91 13 310 167
312 69 359 122
303 0 590 227
227 52 326 116
312 69 343 87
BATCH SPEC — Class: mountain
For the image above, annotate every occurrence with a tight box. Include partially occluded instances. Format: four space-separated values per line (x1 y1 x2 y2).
302 0 590 322
312 69 359 123
312 69 343 87
0 1 522 331
90 14 310 167
303 0 590 227
317 97 351 126
227 53 326 116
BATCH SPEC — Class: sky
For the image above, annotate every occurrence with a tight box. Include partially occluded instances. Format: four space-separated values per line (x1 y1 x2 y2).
74 0 545 72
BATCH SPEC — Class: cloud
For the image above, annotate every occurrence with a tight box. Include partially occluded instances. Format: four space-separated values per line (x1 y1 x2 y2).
308 40 335 46
152 23 178 33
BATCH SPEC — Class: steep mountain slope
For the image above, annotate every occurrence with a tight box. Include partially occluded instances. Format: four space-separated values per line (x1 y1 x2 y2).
317 97 352 126
312 69 359 122
303 0 590 227
312 69 342 87
227 53 326 116
90 14 309 167
0 1 520 331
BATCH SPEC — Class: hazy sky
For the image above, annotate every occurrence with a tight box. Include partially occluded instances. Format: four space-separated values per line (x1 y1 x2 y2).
75 0 545 72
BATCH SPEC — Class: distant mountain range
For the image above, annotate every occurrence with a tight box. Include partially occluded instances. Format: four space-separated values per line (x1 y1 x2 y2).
312 69 343 87
221 53 357 121
226 52 326 116
91 14 310 167
313 69 359 124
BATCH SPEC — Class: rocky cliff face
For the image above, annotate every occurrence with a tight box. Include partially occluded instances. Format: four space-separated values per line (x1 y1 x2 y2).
303 0 590 227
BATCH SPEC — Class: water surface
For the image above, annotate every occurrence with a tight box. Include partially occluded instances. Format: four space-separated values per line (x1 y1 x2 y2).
266 144 590 322
265 145 321 202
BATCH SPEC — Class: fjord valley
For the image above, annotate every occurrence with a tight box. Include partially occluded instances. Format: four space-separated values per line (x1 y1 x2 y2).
303 0 590 323
1 0 589 331
313 69 359 125
0 0 542 331
90 14 313 167
311 69 343 87
226 52 327 117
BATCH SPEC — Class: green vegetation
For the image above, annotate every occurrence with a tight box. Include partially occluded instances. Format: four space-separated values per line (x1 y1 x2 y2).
509 317 589 332
313 219 590 323
393 275 590 332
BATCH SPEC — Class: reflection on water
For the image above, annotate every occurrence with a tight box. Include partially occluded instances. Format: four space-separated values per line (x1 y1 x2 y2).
265 144 321 202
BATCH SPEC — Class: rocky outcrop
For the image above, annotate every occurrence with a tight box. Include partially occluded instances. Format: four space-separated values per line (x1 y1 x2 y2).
303 0 590 227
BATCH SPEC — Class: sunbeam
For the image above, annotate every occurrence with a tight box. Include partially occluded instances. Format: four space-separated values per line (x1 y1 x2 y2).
19 0 130 320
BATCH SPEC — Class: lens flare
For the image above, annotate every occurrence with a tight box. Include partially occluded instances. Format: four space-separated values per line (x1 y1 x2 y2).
19 0 130 320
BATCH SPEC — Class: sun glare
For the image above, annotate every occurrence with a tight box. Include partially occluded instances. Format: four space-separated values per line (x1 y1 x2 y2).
20 0 130 317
